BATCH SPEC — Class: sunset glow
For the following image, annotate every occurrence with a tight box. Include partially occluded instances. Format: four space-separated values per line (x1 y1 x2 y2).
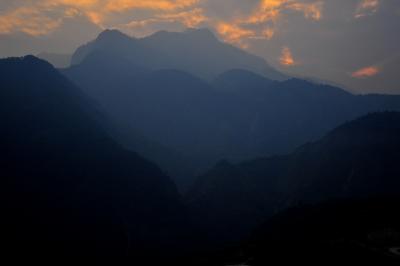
351 66 380 78
280 46 297 66
0 0 398 93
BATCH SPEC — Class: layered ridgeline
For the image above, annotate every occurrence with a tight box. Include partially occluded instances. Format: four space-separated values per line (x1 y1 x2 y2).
186 112 400 246
37 52 71 68
70 28 286 80
64 30 400 190
0 56 189 263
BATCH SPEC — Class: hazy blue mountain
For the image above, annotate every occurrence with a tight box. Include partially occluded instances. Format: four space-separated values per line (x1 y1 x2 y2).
0 56 188 263
212 70 400 156
71 28 286 80
64 52 239 190
65 48 400 190
187 112 400 245
71 29 162 70
37 52 71 68
213 69 275 96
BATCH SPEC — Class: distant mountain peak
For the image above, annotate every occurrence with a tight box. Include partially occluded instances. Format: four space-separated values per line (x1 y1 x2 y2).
183 28 217 40
0 55 54 71
71 27 286 80
71 29 136 65
96 29 134 43
145 28 218 43
217 69 273 82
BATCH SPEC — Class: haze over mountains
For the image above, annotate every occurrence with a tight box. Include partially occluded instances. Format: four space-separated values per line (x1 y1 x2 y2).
71 28 286 81
1 27 400 265
37 52 71 68
63 28 400 190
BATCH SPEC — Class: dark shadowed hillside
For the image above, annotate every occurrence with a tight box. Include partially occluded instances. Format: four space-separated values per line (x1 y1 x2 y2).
210 199 400 266
283 112 400 203
0 56 189 264
187 112 400 247
64 52 250 189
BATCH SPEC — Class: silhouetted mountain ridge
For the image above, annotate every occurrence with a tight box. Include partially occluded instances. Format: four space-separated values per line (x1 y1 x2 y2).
0 56 188 263
71 28 287 80
37 52 71 68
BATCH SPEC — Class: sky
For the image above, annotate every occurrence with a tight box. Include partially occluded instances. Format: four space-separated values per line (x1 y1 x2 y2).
0 0 399 94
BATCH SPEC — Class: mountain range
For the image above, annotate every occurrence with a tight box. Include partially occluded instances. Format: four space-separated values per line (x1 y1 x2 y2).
63 29 400 189
71 28 286 81
1 28 400 265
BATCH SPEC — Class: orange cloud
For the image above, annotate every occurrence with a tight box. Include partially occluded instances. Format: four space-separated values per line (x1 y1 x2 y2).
287 1 323 21
215 1 323 47
216 22 256 48
246 0 284 24
0 6 63 36
245 0 323 25
0 0 202 36
0 0 324 49
351 66 380 78
86 11 104 25
120 7 207 36
0 1 99 35
262 28 275 40
105 0 199 13
244 8 281 25
260 0 286 9
54 0 99 8
355 0 380 18
359 0 380 10
279 46 297 66
159 8 207 28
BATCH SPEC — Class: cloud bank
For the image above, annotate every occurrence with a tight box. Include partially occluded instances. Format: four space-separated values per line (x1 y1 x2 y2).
1 0 399 94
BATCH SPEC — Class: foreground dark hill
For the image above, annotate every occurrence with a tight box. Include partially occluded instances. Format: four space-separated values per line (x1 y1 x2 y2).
0 56 187 263
187 112 400 245
210 199 400 266
71 28 286 80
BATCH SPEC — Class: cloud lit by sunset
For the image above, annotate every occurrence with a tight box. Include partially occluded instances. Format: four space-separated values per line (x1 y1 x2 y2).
0 0 324 41
355 0 380 18
280 46 297 66
351 66 380 78
0 0 203 35
0 0 399 93
104 0 200 12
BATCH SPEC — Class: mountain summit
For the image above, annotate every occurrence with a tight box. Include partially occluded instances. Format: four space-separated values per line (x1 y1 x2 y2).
71 28 287 80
